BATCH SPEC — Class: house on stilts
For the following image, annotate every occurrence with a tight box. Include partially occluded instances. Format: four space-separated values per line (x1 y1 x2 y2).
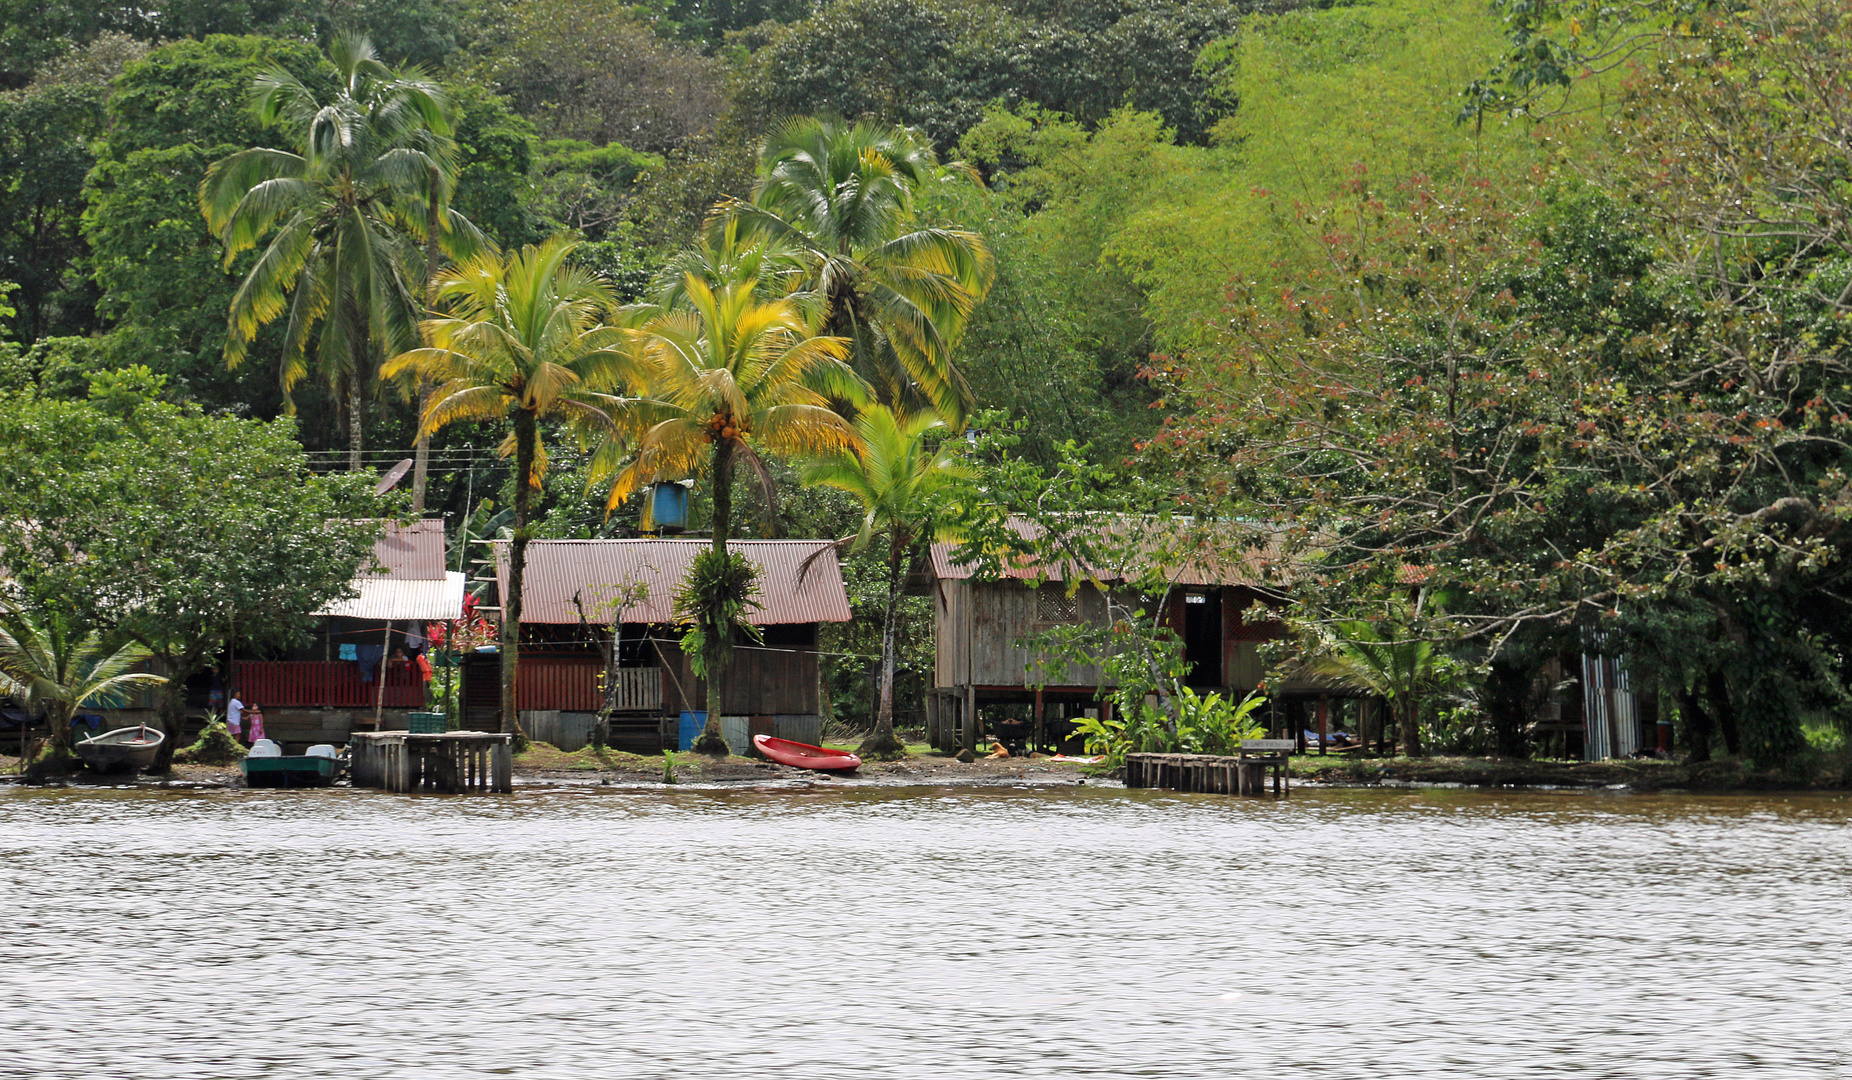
468 538 853 752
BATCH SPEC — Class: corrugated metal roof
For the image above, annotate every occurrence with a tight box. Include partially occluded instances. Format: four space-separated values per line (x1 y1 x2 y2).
493 539 853 625
370 519 448 580
930 516 1283 587
315 571 466 621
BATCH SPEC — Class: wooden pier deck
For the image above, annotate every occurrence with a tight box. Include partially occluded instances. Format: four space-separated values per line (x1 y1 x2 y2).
351 731 513 794
1126 740 1294 796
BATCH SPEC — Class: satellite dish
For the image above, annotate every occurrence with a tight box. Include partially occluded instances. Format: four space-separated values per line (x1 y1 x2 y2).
375 458 415 495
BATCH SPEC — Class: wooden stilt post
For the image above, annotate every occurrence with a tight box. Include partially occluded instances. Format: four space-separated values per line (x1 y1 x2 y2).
1318 694 1329 756
1033 688 1044 756
373 623 391 729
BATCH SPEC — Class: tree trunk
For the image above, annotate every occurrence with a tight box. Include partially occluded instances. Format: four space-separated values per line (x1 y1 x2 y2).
1483 654 1533 758
1402 696 1422 757
694 437 735 753
500 408 536 742
413 172 443 514
348 377 364 473
1707 669 1740 757
1680 688 1713 763
46 702 77 756
151 656 200 773
860 540 907 759
710 437 733 556
411 380 432 513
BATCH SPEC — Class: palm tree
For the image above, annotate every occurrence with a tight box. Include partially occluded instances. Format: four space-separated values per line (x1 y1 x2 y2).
0 606 167 759
604 273 868 751
722 116 994 424
802 404 966 758
383 236 641 739
200 33 480 479
1307 619 1460 756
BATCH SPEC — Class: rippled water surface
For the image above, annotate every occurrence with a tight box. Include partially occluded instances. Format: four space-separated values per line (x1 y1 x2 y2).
2 782 1847 1079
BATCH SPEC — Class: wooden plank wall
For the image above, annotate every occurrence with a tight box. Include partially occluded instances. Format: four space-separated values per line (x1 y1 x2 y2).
961 581 1118 689
658 642 820 716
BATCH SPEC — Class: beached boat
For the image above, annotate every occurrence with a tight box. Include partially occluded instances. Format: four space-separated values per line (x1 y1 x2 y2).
75 725 164 773
752 734 861 771
241 755 340 787
241 744 341 788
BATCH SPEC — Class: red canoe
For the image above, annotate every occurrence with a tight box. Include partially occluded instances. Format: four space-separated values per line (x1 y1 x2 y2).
753 734 862 771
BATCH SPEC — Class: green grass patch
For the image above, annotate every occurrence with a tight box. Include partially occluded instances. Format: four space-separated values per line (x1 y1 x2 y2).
514 742 657 772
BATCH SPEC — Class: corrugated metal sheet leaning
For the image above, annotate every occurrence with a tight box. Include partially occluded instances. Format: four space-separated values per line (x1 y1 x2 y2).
491 539 853 625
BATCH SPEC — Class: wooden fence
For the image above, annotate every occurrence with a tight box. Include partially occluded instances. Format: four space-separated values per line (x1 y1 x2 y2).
514 659 662 712
235 661 424 709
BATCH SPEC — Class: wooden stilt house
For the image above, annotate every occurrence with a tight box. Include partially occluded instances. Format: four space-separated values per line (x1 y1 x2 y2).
924 518 1288 753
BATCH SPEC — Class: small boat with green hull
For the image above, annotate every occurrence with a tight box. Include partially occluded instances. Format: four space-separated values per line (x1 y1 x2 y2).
241 744 342 788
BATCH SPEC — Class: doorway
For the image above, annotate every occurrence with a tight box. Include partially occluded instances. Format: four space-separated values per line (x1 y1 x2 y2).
1181 590 1222 687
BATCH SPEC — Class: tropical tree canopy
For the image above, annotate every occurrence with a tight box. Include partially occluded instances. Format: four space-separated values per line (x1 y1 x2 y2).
199 33 481 465
802 402 965 756
385 235 636 477
723 116 994 422
0 606 167 754
384 234 638 736
603 271 869 547
803 403 963 556
1308 617 1465 757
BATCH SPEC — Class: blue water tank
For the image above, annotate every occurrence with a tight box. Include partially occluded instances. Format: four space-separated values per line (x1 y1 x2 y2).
647 482 688 534
677 711 706 751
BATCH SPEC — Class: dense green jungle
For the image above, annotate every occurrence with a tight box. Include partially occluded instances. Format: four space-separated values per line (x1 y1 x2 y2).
1 0 1849 777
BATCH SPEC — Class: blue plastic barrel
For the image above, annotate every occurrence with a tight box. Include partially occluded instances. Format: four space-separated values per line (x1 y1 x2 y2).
677 710 706 751
648 482 688 533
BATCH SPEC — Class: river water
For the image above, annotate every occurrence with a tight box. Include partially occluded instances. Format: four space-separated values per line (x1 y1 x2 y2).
1 781 1846 1079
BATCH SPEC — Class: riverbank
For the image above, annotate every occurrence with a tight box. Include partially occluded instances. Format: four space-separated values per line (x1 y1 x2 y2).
1288 751 1852 791
4 744 1846 791
0 742 1103 789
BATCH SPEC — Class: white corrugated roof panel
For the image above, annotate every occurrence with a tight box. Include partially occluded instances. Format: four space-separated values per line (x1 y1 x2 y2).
315 571 466 621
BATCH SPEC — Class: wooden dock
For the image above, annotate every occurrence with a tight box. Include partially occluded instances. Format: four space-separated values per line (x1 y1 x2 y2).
1126 740 1294 796
350 732 513 794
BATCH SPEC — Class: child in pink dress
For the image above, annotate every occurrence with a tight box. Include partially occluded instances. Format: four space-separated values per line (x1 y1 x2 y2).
245 703 266 745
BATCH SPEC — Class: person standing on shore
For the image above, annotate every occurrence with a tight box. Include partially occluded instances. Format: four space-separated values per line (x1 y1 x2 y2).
246 703 266 746
226 696 245 745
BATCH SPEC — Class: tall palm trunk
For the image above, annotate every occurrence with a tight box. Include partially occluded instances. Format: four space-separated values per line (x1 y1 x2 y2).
697 437 735 749
347 378 364 472
412 380 432 512
412 177 441 513
861 538 907 758
501 407 536 739
710 436 734 555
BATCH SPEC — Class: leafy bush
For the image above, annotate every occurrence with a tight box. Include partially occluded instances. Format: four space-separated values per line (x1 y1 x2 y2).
174 718 246 766
1072 688 1266 765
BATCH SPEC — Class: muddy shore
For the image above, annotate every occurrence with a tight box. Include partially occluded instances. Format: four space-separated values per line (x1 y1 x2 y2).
3 745 1845 791
0 744 1104 789
1290 752 1850 792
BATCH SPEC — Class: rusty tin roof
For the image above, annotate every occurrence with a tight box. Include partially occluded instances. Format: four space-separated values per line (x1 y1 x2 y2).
492 539 853 625
369 519 448 580
929 516 1284 588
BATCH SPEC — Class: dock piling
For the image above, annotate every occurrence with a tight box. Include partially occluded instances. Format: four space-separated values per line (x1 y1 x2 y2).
351 732 513 794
